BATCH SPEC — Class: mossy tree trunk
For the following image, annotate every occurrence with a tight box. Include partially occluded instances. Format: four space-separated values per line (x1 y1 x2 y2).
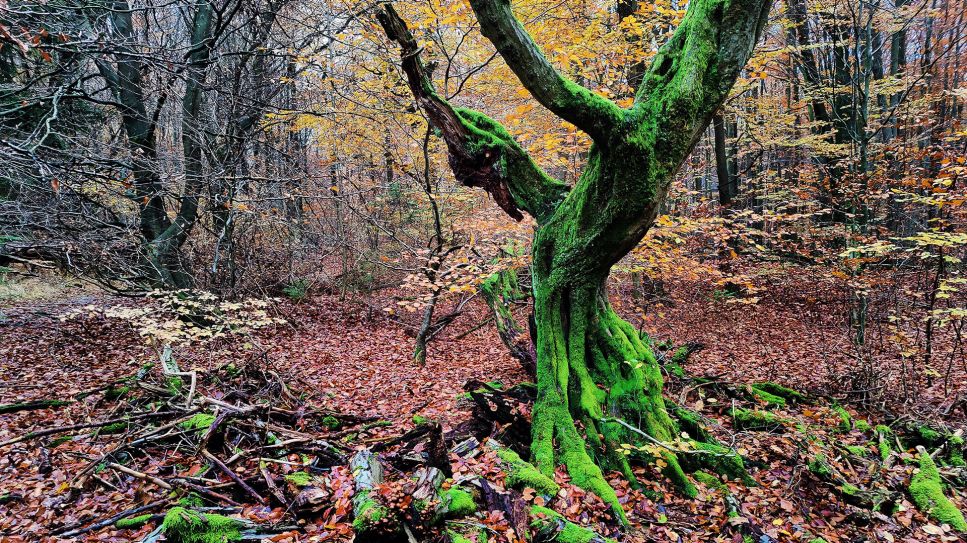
379 0 770 521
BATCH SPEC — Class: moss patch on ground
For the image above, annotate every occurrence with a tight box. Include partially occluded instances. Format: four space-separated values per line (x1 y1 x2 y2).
747 385 787 408
284 471 312 487
831 405 852 432
693 470 729 492
731 408 785 431
680 441 755 485
351 499 391 533
948 436 965 467
98 421 129 434
116 513 153 529
875 425 894 462
161 507 245 543
529 506 617 543
807 453 833 477
443 487 477 517
752 382 807 403
670 404 715 443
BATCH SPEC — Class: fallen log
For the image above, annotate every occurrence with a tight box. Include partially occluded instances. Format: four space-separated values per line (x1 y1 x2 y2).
407 466 447 532
376 422 450 475
53 499 169 538
462 381 534 450
478 478 528 540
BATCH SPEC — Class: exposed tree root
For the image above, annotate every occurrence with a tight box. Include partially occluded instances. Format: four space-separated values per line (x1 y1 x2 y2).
530 506 617 543
479 257 536 377
806 452 900 513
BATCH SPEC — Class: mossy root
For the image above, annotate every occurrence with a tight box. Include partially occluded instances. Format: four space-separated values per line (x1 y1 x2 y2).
909 451 967 531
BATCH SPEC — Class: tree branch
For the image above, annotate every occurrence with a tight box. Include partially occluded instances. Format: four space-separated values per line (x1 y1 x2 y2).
466 0 623 144
376 3 568 222
634 0 771 157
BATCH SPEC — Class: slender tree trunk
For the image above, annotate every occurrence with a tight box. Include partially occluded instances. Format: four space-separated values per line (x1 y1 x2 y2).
147 0 215 288
413 128 446 365
713 112 738 206
785 0 845 220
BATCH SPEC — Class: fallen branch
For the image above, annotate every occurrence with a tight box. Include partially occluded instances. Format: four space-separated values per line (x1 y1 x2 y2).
202 450 266 504
0 399 71 414
105 462 173 490
54 499 169 538
260 462 288 506
170 478 242 506
0 410 180 447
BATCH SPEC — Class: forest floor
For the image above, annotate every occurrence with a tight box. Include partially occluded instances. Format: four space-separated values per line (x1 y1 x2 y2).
0 264 965 543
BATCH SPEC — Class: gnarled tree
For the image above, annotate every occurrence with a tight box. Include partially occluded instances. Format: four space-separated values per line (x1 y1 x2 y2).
378 0 770 521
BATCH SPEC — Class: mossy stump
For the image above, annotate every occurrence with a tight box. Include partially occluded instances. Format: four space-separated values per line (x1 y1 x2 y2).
350 450 399 537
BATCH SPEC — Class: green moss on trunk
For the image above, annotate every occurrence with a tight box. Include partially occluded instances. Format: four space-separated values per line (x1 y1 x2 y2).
380 0 771 525
529 277 694 521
